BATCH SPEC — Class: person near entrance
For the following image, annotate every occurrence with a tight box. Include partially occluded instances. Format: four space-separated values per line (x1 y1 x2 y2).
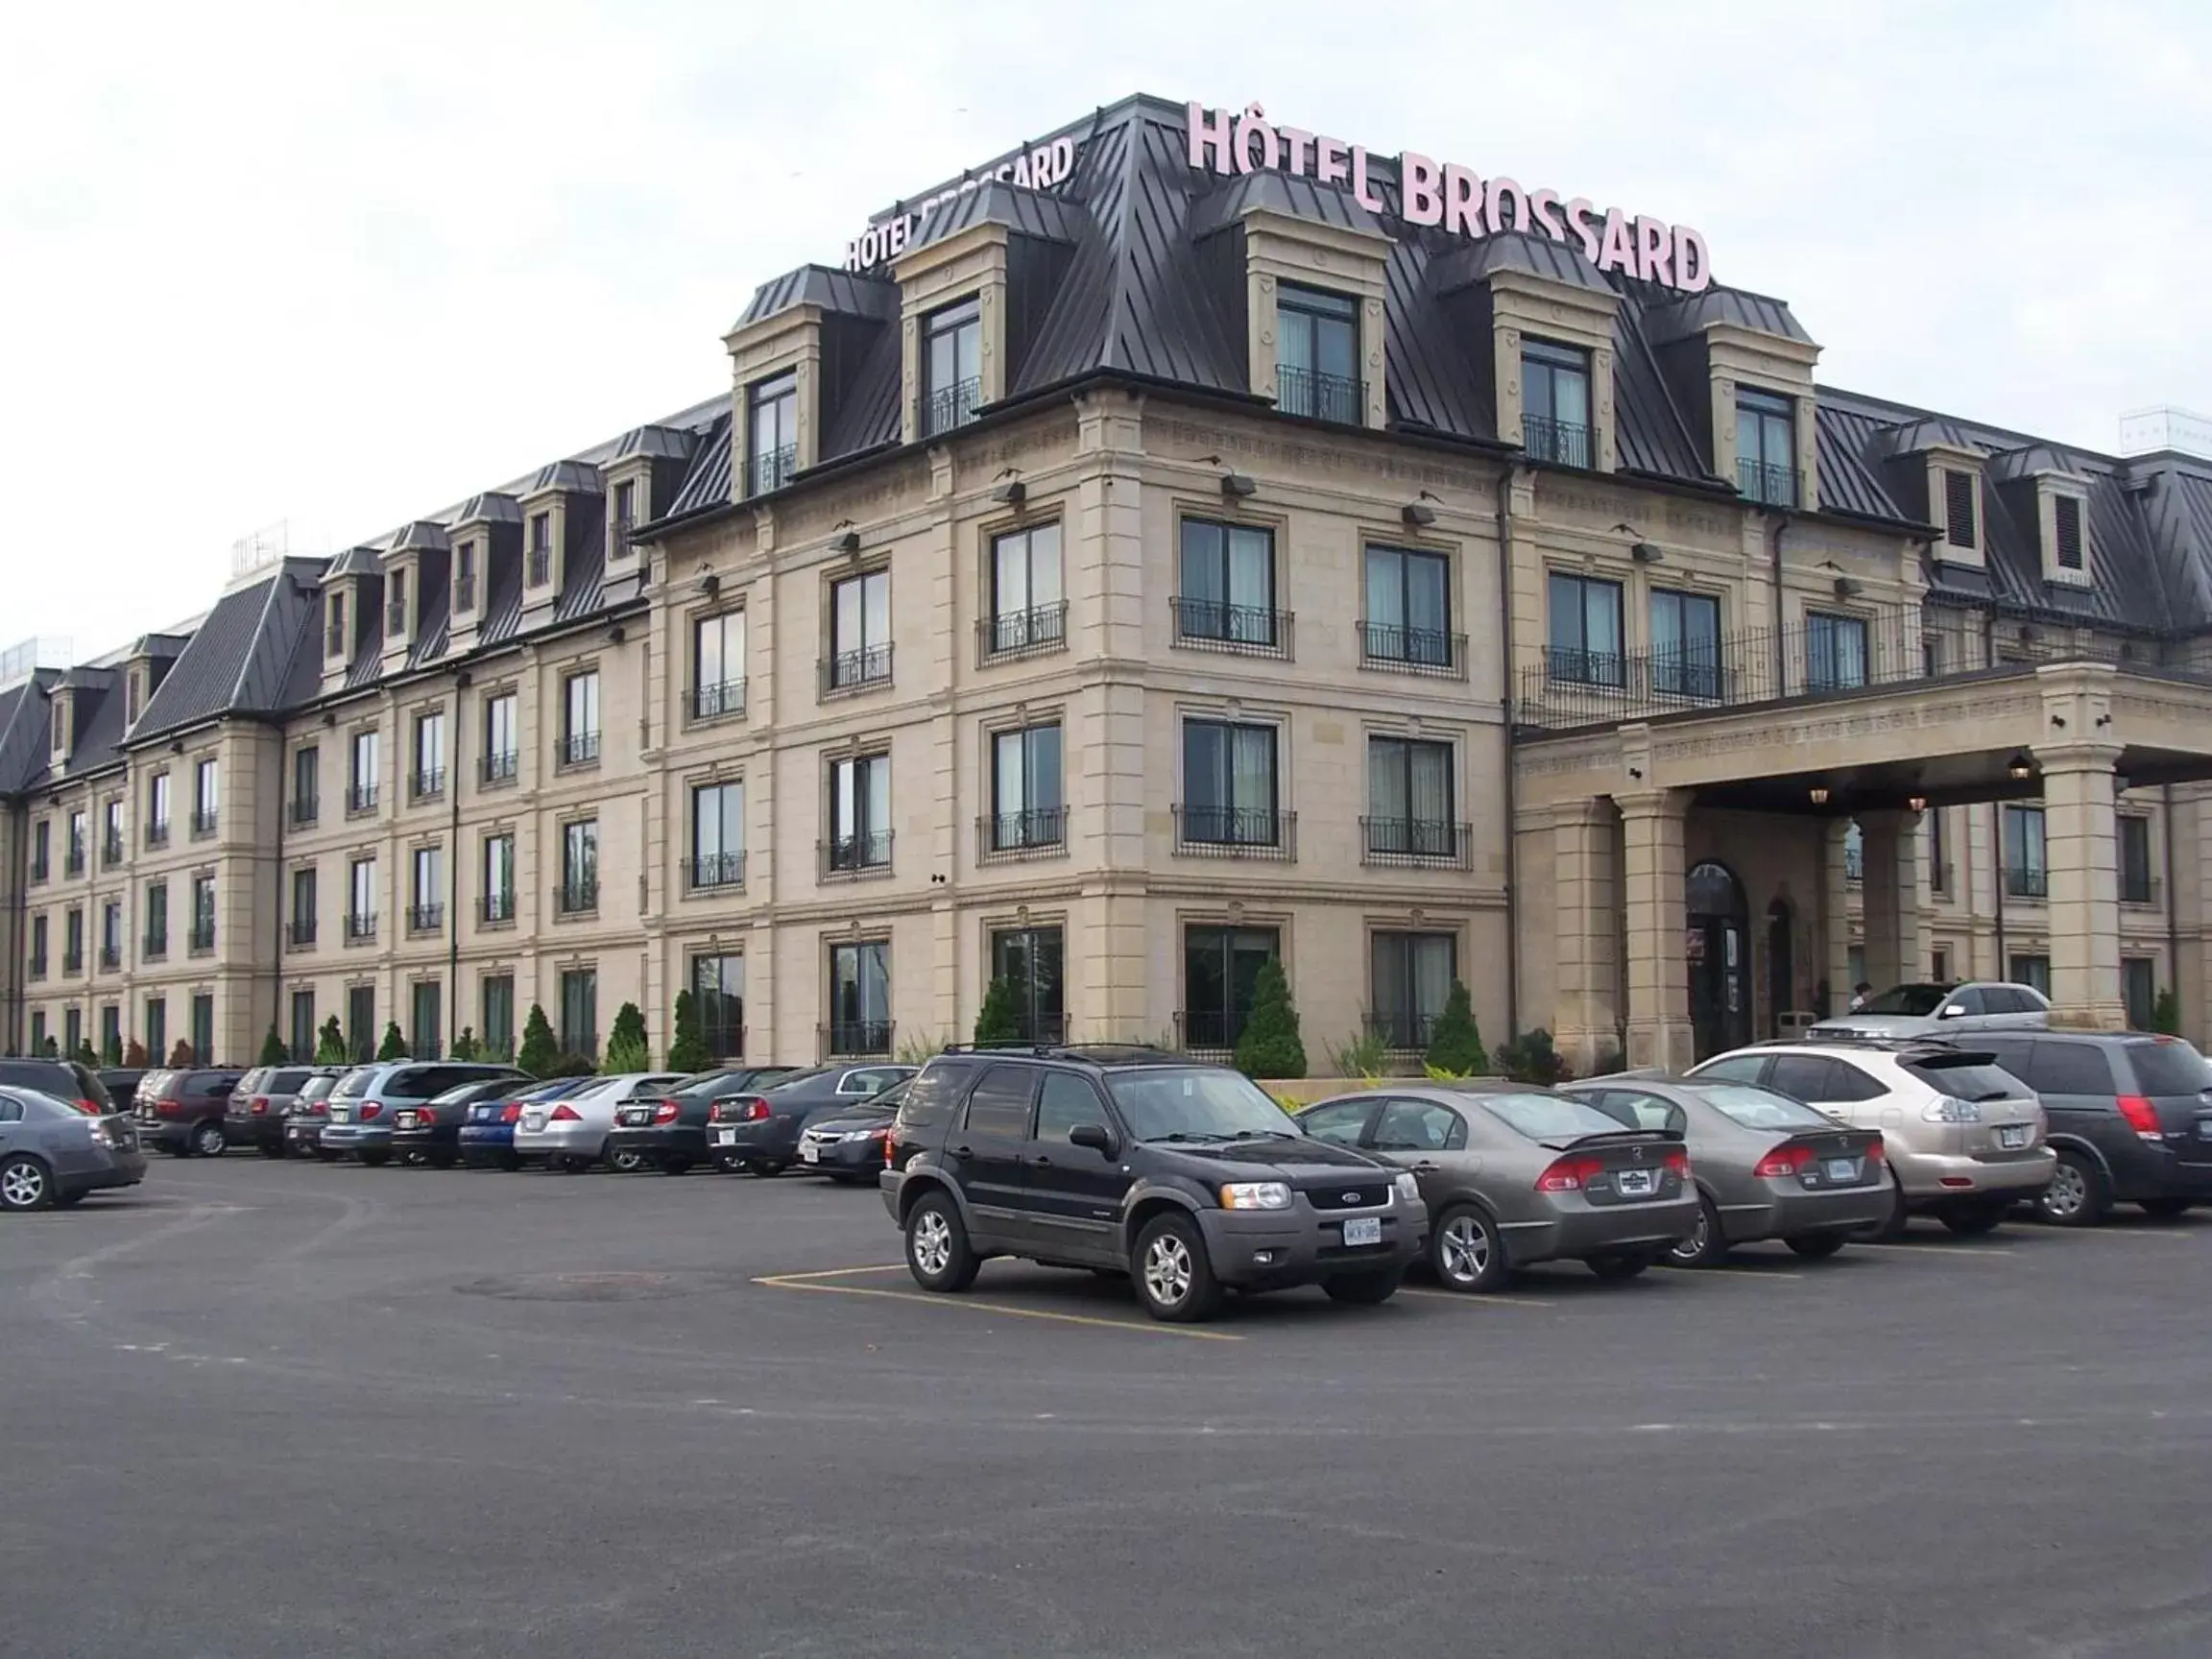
1849 981 1874 1012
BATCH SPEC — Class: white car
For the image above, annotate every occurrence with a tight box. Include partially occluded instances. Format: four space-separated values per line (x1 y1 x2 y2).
1811 980 2051 1041
511 1072 686 1172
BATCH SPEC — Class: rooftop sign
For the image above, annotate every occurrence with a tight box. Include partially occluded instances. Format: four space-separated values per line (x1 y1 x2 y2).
1186 101 1712 294
844 137 1079 272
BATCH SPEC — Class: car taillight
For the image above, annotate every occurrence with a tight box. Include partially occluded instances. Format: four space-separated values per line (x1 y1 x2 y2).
1864 1133 1884 1164
1536 1155 1601 1192
739 1098 771 1122
251 1097 270 1116
1663 1147 1691 1178
550 1104 583 1121
884 1131 896 1166
78 1098 106 1116
415 1108 438 1126
361 1103 383 1120
156 1100 180 1118
652 1101 680 1125
2117 1095 2162 1142
500 1103 523 1123
1754 1144 1815 1179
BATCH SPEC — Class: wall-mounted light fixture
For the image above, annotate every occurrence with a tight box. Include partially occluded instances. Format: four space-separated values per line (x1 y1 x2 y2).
607 625 626 645
1401 502 1436 528
699 571 721 596
1631 541 1664 564
1833 576 1863 599
2008 752 2034 781
832 530 862 555
1908 793 1928 812
991 480 1027 507
1809 784 1831 805
1220 473 1257 498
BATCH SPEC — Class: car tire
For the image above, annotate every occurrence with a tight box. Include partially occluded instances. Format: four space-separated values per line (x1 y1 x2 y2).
2139 1196 2194 1220
1785 1233 1848 1260
497 1151 522 1172
2034 1149 2110 1228
1856 1171 1910 1242
257 1140 287 1160
1430 1202 1512 1293
357 1148 392 1168
189 1121 227 1159
1321 1267 1404 1306
1666 1191 1728 1268
904 1190 980 1293
1132 1213 1225 1323
313 1146 338 1163
1585 1248 1656 1283
1939 1198 2009 1238
659 1157 694 1176
742 1160 785 1178
609 1149 647 1174
0 1153 56 1213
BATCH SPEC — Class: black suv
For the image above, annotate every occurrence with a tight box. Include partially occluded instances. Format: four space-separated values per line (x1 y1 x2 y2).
882 1046 1427 1323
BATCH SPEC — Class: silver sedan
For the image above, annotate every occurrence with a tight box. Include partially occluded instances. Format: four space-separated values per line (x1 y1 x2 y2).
512 1073 687 1171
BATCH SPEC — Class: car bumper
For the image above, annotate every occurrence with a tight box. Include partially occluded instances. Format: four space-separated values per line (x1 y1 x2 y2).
605 1127 708 1164
1718 1183 1897 1242
224 1113 287 1144
458 1126 516 1159
135 1120 192 1152
513 1124 604 1158
1501 1194 1703 1266
283 1120 325 1153
318 1124 395 1153
1894 1147 2056 1204
2105 1142 2212 1203
1195 1202 1426 1288
799 1137 886 1174
390 1128 459 1156
65 1151 148 1194
708 1123 799 1162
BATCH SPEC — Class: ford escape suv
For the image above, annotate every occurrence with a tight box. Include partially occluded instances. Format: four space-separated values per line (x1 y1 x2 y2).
881 1046 1426 1323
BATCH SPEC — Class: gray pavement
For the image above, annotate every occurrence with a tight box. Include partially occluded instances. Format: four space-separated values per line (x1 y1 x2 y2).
9 1156 2212 1657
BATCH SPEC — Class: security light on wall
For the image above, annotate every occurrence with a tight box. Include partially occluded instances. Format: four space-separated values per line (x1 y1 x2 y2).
1401 502 1436 527
1220 473 1258 498
1808 784 1831 805
1631 541 1664 563
991 480 1027 506
2008 753 2034 781
1908 794 1928 813
698 571 721 596
1833 576 1863 598
831 530 862 555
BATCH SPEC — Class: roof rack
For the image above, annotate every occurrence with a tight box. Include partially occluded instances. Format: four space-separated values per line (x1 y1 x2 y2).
934 1042 1184 1066
1748 1034 1972 1052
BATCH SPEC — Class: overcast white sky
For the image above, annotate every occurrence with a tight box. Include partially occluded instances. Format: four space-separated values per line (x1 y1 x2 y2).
3 0 2205 661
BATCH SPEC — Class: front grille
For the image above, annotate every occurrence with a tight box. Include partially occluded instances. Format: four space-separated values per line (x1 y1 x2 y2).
1305 1184 1390 1211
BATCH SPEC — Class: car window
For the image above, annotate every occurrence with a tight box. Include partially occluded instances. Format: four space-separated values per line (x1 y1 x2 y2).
1373 1097 1463 1152
1944 987 1987 1016
1858 984 1952 1017
238 1069 267 1094
296 1074 338 1104
1903 1059 2023 1101
1033 1072 1106 1144
0 1097 20 1123
1583 1090 1686 1135
1478 1093 1634 1141
1690 1054 1768 1085
1825 1061 1888 1102
1105 1069 1298 1142
2019 1041 2116 1097
330 1068 377 1099
2124 1039 2211 1097
1298 1097 1378 1147
896 1062 974 1132
1767 1054 1840 1102
962 1066 1039 1137
193 1074 237 1097
1689 1084 1836 1131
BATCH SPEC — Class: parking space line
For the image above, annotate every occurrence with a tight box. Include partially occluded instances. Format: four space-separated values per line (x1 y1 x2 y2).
1677 1269 1807 1283
1397 1287 1556 1309
755 1263 910 1283
753 1275 1245 1340
1855 1242 2015 1260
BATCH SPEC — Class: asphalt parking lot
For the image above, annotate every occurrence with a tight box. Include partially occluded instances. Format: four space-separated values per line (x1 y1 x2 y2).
12 1161 2212 1658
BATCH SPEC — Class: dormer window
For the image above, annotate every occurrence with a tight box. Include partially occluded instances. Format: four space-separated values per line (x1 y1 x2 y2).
2038 482 2092 586
922 299 981 437
1522 340 1593 468
454 542 477 613
50 699 67 756
1276 284 1360 424
326 590 348 659
2054 493 2084 569
1735 389 1797 507
528 514 552 588
1942 468 1979 552
126 670 144 726
386 568 408 638
748 373 798 493
612 480 636 556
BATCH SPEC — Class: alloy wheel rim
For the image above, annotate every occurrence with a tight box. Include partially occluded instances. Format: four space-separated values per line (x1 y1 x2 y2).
2 1162 45 1207
1671 1211 1709 1262
912 1210 952 1276
2046 1163 2086 1216
195 1125 222 1153
1439 1216 1489 1283
1143 1234 1192 1307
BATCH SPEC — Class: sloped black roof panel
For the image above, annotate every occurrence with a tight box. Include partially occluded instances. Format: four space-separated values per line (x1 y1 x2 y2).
132 569 317 741
737 265 901 328
1187 169 1384 240
905 180 1089 252
1383 239 1493 442
823 326 902 460
664 410 733 520
1645 286 1815 347
1612 305 1712 483
1814 403 1913 523
1431 230 1611 295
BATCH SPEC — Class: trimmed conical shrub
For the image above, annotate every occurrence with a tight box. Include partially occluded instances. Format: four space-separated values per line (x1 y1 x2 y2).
1233 957 1308 1080
1425 979 1487 1076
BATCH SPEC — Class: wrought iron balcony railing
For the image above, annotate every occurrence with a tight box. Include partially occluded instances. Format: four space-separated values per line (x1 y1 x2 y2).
1276 364 1364 424
978 806 1068 862
1173 805 1293 860
921 376 980 438
1738 457 1802 508
1359 817 1472 870
978 603 1069 663
822 644 894 696
1522 413 1591 468
689 679 747 722
746 444 797 496
1358 620 1466 678
1170 596 1291 658
688 852 747 892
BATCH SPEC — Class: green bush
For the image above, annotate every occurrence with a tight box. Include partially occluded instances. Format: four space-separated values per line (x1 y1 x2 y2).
603 1002 651 1073
450 1026 480 1062
974 977 1021 1046
1234 957 1308 1080
895 1031 948 1065
76 1041 100 1070
258 1025 288 1067
1496 1027 1568 1086
167 1039 195 1068
1425 980 1488 1076
668 989 712 1073
103 1028 124 1067
2152 987 2181 1036
517 1005 560 1077
124 1038 149 1068
1590 1046 1627 1078
1325 1025 1391 1079
376 1022 406 1062
314 1016 348 1067
551 1051 599 1078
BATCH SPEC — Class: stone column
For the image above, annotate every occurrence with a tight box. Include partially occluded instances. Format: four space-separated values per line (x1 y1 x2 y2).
1859 808 1923 992
1818 819 1854 1021
1551 798 1620 1073
2038 741 2127 1030
1617 789 1692 1071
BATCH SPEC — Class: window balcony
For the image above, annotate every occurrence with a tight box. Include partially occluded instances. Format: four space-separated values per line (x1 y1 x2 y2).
1276 364 1364 424
1930 860 1955 898
287 918 317 949
385 601 407 637
406 903 445 935
291 794 319 828
347 782 379 816
28 954 46 980
746 444 797 496
2004 866 2049 901
142 934 167 963
187 925 216 956
823 1020 895 1059
977 604 1068 665
62 950 84 975
1359 817 1473 870
977 807 1068 864
1357 620 1466 679
325 623 348 658
1521 413 1591 469
454 571 475 613
101 836 123 868
1737 458 1802 508
191 808 219 839
921 376 981 438
1172 805 1294 860
63 854 84 878
558 732 601 769
410 768 445 803
611 518 635 560
1364 1010 1439 1053
554 878 599 917
478 891 517 927
822 832 894 880
688 852 747 892
28 858 46 884
145 823 170 850
1172 1010 1238 1058
344 912 377 945
1169 596 1292 660
821 644 894 697
689 679 747 723
480 750 518 787
98 945 120 972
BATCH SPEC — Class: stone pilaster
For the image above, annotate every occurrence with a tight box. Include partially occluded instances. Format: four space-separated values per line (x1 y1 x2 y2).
1617 788 1692 1072
2038 740 2127 1030
1818 819 1854 1019
1551 798 1620 1072
1859 807 1923 992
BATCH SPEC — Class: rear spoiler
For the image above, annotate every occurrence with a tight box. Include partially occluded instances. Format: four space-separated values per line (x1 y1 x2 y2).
1540 1127 1680 1153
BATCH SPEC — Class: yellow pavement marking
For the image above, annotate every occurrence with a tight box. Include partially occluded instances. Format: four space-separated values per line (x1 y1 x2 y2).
755 1263 911 1283
753 1273 1245 1340
1855 1241 2015 1260
1681 1269 1808 1283
1398 1286 1556 1309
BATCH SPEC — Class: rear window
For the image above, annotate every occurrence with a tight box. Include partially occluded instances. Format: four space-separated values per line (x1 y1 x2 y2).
295 1074 339 1104
1477 1093 1630 1141
1859 984 1952 1016
1904 1060 2021 1102
895 1062 975 1131
2020 1042 2116 1097
238 1069 267 1094
2124 1039 2211 1098
1691 1084 1836 1131
270 1069 312 1092
330 1068 377 1099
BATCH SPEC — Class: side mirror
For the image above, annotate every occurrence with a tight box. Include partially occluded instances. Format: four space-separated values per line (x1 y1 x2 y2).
1069 1123 1118 1158
1937 1003 1963 1019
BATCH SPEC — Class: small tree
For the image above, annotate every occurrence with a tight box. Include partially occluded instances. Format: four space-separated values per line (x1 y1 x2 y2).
37 1035 58 1058
314 1016 348 1067
102 1028 124 1067
376 1021 406 1062
603 1002 650 1072
450 1026 480 1062
668 989 712 1074
1234 957 1309 1080
167 1038 196 1068
1425 979 1488 1076
517 1004 560 1077
76 1040 100 1070
552 1051 599 1078
258 1025 288 1067
2152 988 2182 1036
124 1037 148 1068
1496 1028 1568 1086
973 977 1021 1046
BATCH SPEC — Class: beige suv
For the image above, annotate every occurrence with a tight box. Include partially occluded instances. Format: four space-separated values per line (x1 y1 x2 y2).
1689 1040 2054 1238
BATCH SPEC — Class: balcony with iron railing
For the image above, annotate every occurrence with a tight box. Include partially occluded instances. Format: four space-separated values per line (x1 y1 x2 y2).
921 376 980 438
977 603 1069 664
822 643 894 697
1173 1010 1240 1058
554 877 599 917
1170 596 1291 659
347 781 379 816
102 835 123 868
1358 620 1467 679
746 445 797 496
98 944 120 972
1930 860 1955 898
291 793 319 828
191 807 219 839
558 731 601 769
478 891 517 926
1364 1010 1438 1053
141 932 166 963
145 822 170 850
1522 414 1591 469
29 855 46 883
688 851 747 892
481 750 518 787
977 806 1068 863
62 948 84 975
1738 457 1802 508
2005 866 2050 901
27 953 45 980
345 911 377 944
689 679 747 723
1359 817 1473 870
823 1019 895 1059
1173 805 1294 860
454 571 476 613
187 923 216 956
407 902 445 935
1276 364 1364 424
410 767 445 803
822 831 894 879
610 517 635 560
63 851 84 878
287 917 317 949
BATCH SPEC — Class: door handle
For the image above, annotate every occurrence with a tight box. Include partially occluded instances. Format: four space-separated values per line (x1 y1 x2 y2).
1029 1155 1053 1168
1412 1161 1441 1173
953 1145 973 1159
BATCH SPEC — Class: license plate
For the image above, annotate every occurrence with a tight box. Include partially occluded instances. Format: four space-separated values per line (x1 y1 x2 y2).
329 1107 350 1122
799 1142 820 1164
522 1113 545 1132
714 1128 736 1146
1341 1216 1382 1247
396 1112 419 1129
1825 1159 1858 1183
1617 1169 1656 1197
1998 1125 2031 1149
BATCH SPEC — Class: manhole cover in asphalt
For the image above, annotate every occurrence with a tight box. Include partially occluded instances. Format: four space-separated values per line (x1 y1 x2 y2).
454 1271 690 1303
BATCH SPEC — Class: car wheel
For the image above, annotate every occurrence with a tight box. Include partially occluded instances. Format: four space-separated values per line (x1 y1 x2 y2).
1132 1213 1225 1323
1585 1248 1656 1283
904 1190 980 1293
312 1146 338 1163
0 1154 56 1213
1785 1233 1849 1260
189 1120 227 1158
742 1160 785 1178
357 1148 392 1168
1666 1192 1728 1268
1430 1203 1511 1293
1321 1267 1404 1306
1940 1198 2009 1238
2034 1149 2109 1228
609 1149 647 1174
2139 1197 2194 1220
1855 1171 1910 1241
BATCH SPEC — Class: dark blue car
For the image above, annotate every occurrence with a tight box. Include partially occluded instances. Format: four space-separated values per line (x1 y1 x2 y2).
458 1078 590 1169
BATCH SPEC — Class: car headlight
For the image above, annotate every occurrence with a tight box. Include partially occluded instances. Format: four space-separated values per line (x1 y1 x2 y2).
1218 1181 1292 1210
1393 1172 1421 1207
837 1129 878 1142
1922 1096 1982 1123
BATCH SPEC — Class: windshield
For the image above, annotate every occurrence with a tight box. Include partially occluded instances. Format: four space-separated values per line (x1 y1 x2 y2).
330 1067 378 1099
1690 1084 1836 1131
1856 984 1953 1017
2126 1039 2211 1097
1480 1092 1639 1141
1104 1069 1299 1142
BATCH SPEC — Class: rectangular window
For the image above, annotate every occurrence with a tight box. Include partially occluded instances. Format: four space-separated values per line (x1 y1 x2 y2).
66 810 84 874
32 819 48 878
1736 388 1796 505
990 926 1065 1044
349 857 378 939
559 968 598 1060
829 941 891 1054
1275 283 1360 422
411 845 444 930
1370 931 1456 1051
1944 469 1978 549
64 1006 83 1061
481 834 516 924
101 901 121 967
30 1012 45 1054
100 1003 121 1066
748 373 798 494
349 729 380 812
691 612 746 719
145 996 166 1063
1521 339 1592 467
527 512 552 586
454 541 477 612
1932 946 1951 984
144 883 167 958
2054 493 2085 570
921 298 981 436
293 746 319 825
189 877 216 952
1175 518 1279 651
126 672 143 725
694 954 744 1058
482 974 515 1059
2120 816 2154 904
1362 544 1454 671
690 781 746 889
148 775 170 843
2009 954 2053 998
387 568 408 636
989 723 1065 853
1928 809 1950 895
1182 926 1281 1052
193 757 219 834
1806 612 1870 691
289 991 316 1063
827 570 892 690
561 672 601 765
190 994 214 1068
410 981 442 1061
1547 571 1623 686
289 867 317 946
64 906 83 971
2123 958 2157 1031
2003 805 2048 900
559 821 599 912
31 913 47 975
412 710 445 798
1365 735 1456 863
1180 719 1281 851
348 985 375 1063
102 799 123 865
482 691 517 783
985 523 1066 658
612 478 635 537
828 755 892 873
326 589 347 657
1649 589 1722 699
